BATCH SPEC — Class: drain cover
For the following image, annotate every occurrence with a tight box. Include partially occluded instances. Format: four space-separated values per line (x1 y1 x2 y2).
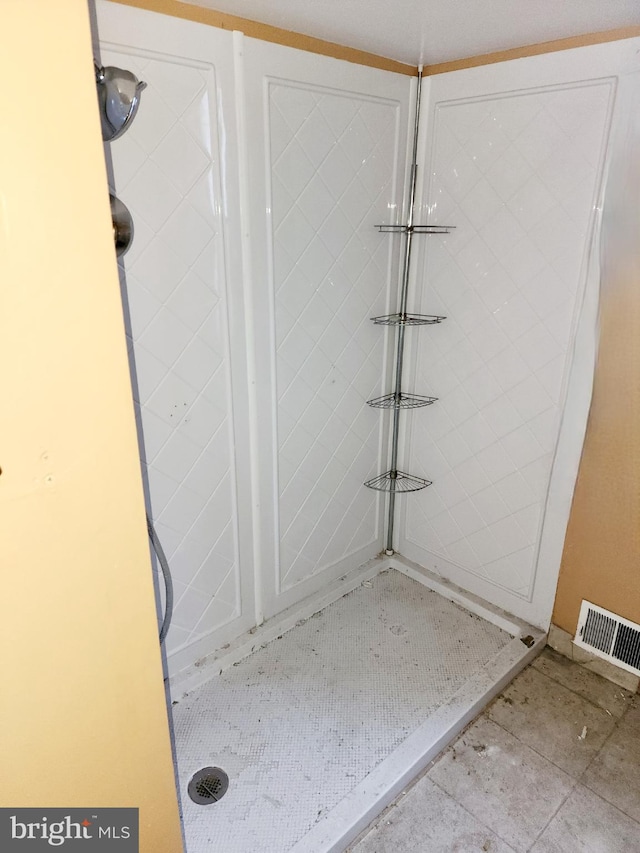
188 767 229 805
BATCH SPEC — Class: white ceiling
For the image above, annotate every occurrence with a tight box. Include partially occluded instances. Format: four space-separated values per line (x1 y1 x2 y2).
189 0 640 66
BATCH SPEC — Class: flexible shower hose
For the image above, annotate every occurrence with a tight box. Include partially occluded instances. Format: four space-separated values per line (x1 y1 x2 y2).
146 515 174 644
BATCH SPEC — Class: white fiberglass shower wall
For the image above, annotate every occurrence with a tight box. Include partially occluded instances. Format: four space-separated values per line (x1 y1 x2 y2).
243 39 409 619
97 8 255 674
95 0 410 676
401 41 640 627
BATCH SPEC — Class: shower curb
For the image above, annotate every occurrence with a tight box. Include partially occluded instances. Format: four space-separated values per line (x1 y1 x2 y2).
290 625 545 853
286 552 545 853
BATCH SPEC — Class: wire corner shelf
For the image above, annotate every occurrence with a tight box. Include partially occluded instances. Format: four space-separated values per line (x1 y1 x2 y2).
367 392 438 410
371 312 446 326
363 71 443 553
364 470 432 493
375 224 455 234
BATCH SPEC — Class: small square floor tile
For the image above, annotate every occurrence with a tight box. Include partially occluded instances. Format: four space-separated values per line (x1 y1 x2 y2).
582 720 640 824
532 648 634 718
428 717 574 852
351 776 516 852
531 784 640 852
488 666 616 776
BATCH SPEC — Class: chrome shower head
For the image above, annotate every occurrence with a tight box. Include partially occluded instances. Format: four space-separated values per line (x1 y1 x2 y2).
95 63 146 142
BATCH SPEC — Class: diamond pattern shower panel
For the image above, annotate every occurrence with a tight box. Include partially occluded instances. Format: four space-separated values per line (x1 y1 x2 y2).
269 85 398 592
405 83 612 600
104 49 242 657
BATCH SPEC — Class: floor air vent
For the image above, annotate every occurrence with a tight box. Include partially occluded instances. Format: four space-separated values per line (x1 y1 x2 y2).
575 601 640 676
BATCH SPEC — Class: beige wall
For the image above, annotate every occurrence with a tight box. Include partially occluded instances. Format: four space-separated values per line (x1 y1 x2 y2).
553 248 640 635
0 1 183 848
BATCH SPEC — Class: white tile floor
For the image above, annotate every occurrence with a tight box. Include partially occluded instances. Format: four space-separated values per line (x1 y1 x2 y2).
170 569 515 852
351 648 640 853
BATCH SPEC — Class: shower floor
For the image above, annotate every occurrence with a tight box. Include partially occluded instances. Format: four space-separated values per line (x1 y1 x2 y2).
171 568 530 852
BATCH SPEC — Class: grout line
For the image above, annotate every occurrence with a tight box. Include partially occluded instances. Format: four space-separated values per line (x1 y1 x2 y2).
471 686 582 852
528 660 632 717
423 710 528 853
429 778 520 853
453 665 587 850
579 779 640 831
523 774 579 852
487 709 585 784
575 713 640 827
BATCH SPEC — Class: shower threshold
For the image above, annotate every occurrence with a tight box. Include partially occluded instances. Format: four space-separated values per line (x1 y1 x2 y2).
169 557 544 853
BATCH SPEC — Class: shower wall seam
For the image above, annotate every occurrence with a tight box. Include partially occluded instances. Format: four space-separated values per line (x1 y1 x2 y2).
232 31 265 629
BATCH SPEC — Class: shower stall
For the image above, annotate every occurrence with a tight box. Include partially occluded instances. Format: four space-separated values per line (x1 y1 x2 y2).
94 0 637 849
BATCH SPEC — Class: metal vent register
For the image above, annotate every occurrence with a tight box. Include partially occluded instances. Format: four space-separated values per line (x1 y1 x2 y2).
575 601 640 676
188 767 229 804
